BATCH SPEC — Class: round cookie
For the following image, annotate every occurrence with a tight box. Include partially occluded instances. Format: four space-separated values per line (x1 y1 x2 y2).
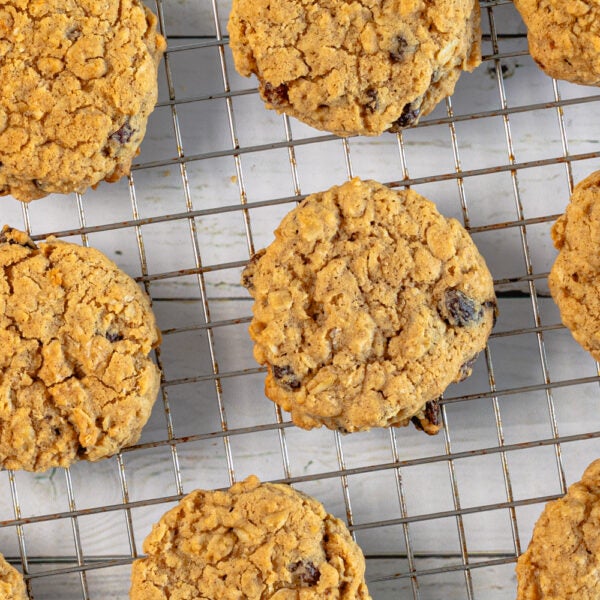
513 0 600 85
242 178 497 433
130 475 371 600
0 552 26 600
516 459 600 599
228 0 481 137
0 0 166 202
548 171 600 361
0 226 161 472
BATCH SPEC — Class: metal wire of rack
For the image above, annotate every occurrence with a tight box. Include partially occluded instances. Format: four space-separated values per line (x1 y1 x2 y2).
2 0 600 598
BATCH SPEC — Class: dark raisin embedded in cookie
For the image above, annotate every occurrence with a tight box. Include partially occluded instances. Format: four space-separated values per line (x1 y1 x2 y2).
241 249 267 292
389 36 410 62
411 398 441 434
262 82 289 107
388 102 421 132
366 88 379 112
443 289 484 327
272 365 301 390
289 560 320 586
105 331 124 342
0 226 38 249
110 120 134 145
424 398 440 426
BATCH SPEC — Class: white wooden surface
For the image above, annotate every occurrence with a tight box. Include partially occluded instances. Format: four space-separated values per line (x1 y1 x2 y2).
2 0 600 598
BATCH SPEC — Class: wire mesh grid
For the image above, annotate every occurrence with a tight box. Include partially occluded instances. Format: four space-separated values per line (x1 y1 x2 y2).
2 0 600 598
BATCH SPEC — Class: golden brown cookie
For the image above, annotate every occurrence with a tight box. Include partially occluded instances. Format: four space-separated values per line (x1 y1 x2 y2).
228 0 481 136
516 459 600 599
0 226 161 472
513 0 600 85
242 178 497 433
130 475 371 600
549 171 600 361
0 552 26 600
0 0 166 202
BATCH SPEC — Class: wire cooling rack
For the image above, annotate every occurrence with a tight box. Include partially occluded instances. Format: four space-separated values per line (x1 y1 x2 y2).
2 0 600 598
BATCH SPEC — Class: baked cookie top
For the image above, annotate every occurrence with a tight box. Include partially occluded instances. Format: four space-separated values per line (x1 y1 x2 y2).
228 0 481 136
513 0 600 85
242 178 496 433
0 227 161 472
130 475 371 600
0 552 26 600
516 459 600 599
549 171 600 361
0 0 166 202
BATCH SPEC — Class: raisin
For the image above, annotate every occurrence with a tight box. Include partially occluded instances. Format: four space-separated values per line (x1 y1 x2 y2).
0 227 37 249
105 332 124 342
366 88 378 112
110 120 134 144
411 398 441 433
272 365 301 390
241 249 266 292
263 82 289 107
390 36 409 62
240 270 254 291
458 354 479 381
444 289 484 327
388 102 421 132
289 561 320 586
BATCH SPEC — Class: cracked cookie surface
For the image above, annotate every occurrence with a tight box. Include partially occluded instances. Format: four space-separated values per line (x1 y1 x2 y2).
0 552 26 600
130 475 371 600
549 171 600 361
242 178 497 433
228 0 481 136
513 0 600 85
516 459 600 599
0 227 161 472
0 0 166 202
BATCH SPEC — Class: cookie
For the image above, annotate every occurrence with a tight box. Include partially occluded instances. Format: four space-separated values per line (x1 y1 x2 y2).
228 0 481 137
241 178 497 433
513 0 600 85
0 0 166 202
548 171 600 361
516 459 600 599
0 552 26 600
130 475 371 600
0 226 161 472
